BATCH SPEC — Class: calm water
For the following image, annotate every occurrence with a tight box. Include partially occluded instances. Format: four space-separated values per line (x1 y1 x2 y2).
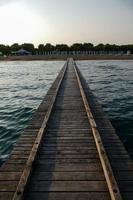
0 61 64 164
0 60 133 164
77 60 133 159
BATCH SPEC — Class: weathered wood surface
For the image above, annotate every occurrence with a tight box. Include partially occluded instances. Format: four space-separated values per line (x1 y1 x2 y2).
0 58 132 200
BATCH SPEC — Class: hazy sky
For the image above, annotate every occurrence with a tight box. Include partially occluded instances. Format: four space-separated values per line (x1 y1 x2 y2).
0 0 133 46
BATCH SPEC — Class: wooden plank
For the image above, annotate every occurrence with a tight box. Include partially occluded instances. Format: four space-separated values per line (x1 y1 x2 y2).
112 162 133 171
35 158 99 164
24 192 111 200
38 149 98 154
119 181 133 191
17 138 36 142
9 155 30 159
0 172 21 181
44 136 93 139
6 159 27 165
31 171 105 181
0 181 18 191
13 147 33 151
36 154 99 159
33 163 102 172
11 151 30 155
0 164 24 172
0 192 14 200
14 144 33 147
115 172 133 181
45 129 90 132
45 134 92 137
41 146 96 151
41 143 95 147
27 180 108 192
42 139 95 143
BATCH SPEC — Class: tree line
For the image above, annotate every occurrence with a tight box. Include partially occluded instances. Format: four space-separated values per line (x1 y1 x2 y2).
0 43 133 55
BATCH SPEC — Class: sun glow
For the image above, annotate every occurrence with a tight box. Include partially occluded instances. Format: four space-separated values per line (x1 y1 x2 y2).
0 2 48 46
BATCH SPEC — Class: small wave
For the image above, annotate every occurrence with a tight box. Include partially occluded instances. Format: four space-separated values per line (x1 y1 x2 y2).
0 61 64 164
79 60 133 159
0 107 34 164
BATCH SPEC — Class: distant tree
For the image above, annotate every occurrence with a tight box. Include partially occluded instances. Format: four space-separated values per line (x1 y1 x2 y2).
82 43 94 50
38 44 45 51
104 44 117 51
55 44 69 51
44 43 55 51
104 44 111 51
11 43 21 52
70 43 83 51
119 45 133 53
94 43 105 51
21 43 35 54
127 45 133 53
0 44 10 55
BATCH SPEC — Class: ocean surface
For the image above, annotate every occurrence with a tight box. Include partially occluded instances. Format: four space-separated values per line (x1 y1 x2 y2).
0 60 133 164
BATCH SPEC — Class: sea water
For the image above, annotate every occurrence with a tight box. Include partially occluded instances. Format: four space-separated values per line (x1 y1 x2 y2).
0 60 133 164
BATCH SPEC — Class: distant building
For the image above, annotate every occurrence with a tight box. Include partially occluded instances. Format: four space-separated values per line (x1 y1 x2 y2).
11 48 31 56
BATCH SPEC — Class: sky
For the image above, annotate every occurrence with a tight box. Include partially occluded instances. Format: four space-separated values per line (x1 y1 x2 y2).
0 0 133 46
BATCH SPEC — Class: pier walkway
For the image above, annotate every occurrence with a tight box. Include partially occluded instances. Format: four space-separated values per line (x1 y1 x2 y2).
0 58 133 200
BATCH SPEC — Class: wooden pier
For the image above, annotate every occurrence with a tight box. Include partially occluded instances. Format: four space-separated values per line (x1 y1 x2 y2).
0 58 133 200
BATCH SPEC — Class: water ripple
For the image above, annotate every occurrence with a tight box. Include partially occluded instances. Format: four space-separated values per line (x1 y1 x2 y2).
0 60 64 164
0 60 133 164
77 60 133 159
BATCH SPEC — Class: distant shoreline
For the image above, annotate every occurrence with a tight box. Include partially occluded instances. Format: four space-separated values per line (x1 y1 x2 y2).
0 55 133 61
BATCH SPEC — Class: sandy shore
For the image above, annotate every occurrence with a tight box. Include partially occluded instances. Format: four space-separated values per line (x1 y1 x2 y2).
0 55 133 61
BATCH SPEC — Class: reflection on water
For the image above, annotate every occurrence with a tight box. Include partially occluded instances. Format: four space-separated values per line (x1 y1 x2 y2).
77 60 133 159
